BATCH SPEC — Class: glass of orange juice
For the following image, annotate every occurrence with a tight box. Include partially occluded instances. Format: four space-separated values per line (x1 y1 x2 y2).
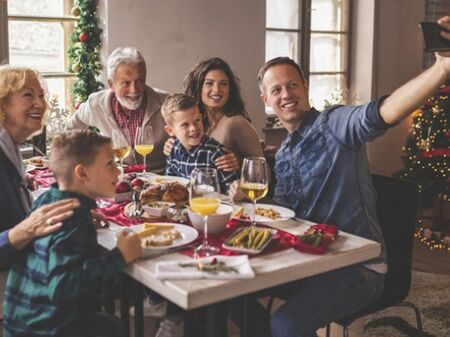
134 126 154 174
240 157 269 228
189 168 220 256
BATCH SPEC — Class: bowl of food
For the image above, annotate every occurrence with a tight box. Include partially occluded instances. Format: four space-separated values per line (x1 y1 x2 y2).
187 204 233 234
142 201 175 217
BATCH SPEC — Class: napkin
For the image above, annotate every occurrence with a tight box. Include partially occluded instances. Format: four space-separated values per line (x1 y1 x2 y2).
124 164 146 173
155 255 255 280
295 224 339 254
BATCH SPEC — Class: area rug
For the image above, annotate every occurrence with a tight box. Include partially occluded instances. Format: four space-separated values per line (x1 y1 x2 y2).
361 271 450 337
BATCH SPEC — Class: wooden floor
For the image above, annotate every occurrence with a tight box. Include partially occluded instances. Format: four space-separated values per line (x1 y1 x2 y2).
137 238 450 337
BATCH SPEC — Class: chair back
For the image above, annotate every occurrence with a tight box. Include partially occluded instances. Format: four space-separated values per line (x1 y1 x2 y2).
336 174 419 333
371 174 418 306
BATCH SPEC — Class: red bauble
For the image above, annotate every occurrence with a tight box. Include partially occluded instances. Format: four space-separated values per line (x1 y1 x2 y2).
79 32 89 42
74 102 81 110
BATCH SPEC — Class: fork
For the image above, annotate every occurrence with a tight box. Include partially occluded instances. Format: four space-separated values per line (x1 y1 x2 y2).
130 189 143 219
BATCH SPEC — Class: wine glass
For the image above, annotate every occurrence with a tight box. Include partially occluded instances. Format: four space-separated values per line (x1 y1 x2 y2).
112 129 131 168
240 157 269 227
189 168 220 256
134 126 154 174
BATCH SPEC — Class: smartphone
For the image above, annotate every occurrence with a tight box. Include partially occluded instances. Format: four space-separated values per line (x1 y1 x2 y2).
419 22 450 52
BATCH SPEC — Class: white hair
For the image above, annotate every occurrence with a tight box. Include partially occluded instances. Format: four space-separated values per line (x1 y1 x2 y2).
107 47 146 81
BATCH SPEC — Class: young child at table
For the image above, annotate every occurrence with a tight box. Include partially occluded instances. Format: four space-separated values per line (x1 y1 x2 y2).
162 93 239 193
136 94 239 337
3 129 142 337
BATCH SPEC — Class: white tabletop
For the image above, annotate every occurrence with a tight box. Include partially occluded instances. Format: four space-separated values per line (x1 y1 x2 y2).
98 218 380 310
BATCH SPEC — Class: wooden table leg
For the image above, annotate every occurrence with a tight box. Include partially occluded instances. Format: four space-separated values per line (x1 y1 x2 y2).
132 280 144 337
120 274 131 337
205 301 227 337
240 296 248 337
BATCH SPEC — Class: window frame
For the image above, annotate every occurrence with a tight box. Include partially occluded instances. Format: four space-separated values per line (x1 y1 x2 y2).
265 0 352 108
2 0 78 155
5 0 78 109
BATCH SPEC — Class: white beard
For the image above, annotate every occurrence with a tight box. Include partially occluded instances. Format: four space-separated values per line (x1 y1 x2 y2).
116 95 143 110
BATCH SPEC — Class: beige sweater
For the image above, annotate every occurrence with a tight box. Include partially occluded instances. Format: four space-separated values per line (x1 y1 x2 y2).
207 115 263 160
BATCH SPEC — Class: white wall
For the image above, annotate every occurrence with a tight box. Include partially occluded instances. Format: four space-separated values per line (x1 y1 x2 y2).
369 0 425 176
99 0 266 136
351 0 425 176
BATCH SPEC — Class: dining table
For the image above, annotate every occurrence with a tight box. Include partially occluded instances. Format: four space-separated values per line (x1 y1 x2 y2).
97 215 381 337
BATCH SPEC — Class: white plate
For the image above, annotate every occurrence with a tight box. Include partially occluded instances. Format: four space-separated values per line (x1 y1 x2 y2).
26 164 36 172
147 175 189 186
232 203 295 223
127 223 198 256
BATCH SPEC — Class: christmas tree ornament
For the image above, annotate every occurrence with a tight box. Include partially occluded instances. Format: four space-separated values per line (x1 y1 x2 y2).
70 6 81 17
79 32 89 42
71 63 81 73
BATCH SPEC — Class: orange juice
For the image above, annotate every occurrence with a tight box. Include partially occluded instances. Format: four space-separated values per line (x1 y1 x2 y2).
135 144 154 156
190 197 220 216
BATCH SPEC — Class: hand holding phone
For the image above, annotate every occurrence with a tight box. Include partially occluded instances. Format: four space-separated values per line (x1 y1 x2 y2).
420 22 450 52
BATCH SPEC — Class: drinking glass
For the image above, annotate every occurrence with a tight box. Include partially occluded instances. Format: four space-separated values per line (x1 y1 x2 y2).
134 126 154 174
240 157 269 227
112 129 131 168
189 168 220 256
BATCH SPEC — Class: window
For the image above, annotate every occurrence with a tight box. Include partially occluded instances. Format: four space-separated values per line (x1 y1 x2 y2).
266 0 351 110
5 0 77 117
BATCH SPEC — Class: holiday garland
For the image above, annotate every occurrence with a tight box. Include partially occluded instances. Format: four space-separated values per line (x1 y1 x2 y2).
68 0 103 108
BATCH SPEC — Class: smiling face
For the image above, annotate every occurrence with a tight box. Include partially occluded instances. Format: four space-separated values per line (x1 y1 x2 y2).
201 69 230 113
260 64 311 133
109 63 146 110
164 106 204 151
81 143 121 199
2 76 46 143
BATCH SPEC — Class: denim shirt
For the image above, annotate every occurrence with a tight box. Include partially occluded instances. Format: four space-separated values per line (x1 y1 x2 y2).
274 97 391 264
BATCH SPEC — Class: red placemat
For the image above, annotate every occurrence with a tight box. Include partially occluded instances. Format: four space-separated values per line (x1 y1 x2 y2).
96 202 140 227
31 169 56 188
124 164 146 173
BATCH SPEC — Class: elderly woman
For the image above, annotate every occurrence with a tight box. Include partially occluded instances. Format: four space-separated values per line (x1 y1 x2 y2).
0 65 79 266
164 57 264 171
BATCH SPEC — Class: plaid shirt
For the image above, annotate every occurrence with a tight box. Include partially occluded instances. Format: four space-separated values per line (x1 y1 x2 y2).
166 136 239 193
3 186 126 337
111 93 147 145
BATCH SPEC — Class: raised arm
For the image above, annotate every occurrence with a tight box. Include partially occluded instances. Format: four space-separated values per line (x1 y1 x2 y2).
380 16 450 125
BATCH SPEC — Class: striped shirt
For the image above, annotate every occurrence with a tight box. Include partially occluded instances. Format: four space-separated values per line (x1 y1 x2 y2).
3 186 126 337
110 93 147 145
166 136 239 193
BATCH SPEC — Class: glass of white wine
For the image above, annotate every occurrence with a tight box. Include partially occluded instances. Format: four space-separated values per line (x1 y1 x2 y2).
240 157 269 227
134 126 154 174
190 167 220 256
112 129 131 168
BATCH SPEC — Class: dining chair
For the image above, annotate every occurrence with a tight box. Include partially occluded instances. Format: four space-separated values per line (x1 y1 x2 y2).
325 174 422 337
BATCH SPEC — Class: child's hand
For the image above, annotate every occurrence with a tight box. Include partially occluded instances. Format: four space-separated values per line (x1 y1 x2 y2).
116 230 142 263
163 137 176 156
228 180 245 202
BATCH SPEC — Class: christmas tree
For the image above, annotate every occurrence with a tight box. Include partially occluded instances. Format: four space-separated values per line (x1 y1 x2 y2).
397 79 450 251
68 0 103 108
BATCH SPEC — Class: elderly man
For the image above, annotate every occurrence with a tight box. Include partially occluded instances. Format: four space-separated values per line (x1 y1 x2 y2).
66 47 168 173
229 16 450 337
